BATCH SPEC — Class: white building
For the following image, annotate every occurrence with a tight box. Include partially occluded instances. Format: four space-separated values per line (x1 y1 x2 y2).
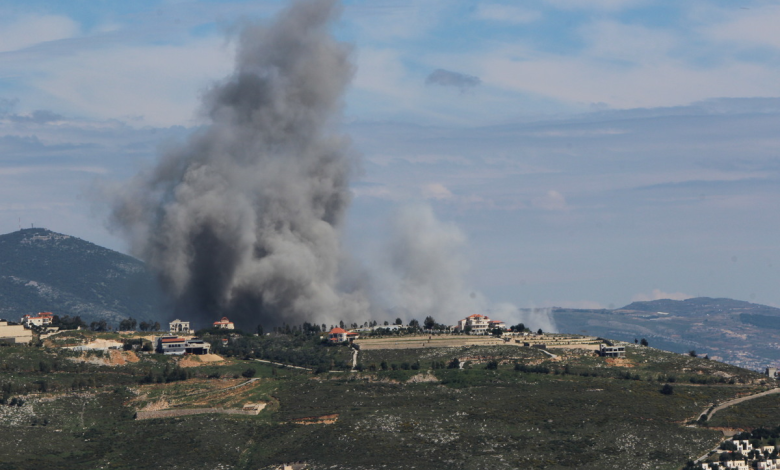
169 319 191 334
735 440 753 454
156 336 211 355
213 317 235 330
21 312 53 328
723 460 749 470
757 460 779 470
456 314 505 334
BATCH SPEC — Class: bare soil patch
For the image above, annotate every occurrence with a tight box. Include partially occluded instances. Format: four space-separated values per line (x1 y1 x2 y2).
605 357 636 368
292 413 338 425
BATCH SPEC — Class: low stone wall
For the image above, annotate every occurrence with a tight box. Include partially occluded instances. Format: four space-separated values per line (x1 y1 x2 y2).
136 405 265 420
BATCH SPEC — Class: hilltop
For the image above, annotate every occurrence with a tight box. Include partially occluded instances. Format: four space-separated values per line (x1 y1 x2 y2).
0 329 777 469
0 228 167 325
553 297 780 371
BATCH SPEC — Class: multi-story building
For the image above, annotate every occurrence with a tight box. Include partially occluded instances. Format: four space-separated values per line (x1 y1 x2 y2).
21 312 53 328
456 314 505 335
169 319 191 334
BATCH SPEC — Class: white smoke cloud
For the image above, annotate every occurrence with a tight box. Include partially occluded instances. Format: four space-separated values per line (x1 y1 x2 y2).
373 204 554 330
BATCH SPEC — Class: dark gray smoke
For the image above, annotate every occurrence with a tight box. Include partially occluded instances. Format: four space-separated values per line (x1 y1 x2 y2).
108 0 368 328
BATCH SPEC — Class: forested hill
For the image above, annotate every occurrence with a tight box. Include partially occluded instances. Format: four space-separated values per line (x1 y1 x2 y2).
0 228 167 325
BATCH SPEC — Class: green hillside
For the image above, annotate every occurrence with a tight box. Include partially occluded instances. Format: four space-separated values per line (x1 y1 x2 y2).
0 228 167 325
0 330 777 469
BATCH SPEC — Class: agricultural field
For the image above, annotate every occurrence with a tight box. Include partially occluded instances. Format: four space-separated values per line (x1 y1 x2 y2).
0 334 777 469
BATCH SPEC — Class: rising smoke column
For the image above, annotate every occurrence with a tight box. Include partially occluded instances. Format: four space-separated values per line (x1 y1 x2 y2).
109 0 368 327
377 204 558 332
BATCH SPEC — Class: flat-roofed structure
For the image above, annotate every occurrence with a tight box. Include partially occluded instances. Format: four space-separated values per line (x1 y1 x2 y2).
156 336 211 355
0 321 33 344
599 344 626 357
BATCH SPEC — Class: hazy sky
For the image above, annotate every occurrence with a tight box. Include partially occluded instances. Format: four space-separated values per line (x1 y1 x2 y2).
1 0 779 312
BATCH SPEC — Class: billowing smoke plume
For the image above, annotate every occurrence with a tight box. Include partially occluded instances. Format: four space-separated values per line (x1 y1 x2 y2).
376 205 557 332
109 0 368 328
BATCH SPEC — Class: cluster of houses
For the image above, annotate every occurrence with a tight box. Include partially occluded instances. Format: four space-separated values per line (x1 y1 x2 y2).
324 314 511 344
699 440 780 470
156 316 236 355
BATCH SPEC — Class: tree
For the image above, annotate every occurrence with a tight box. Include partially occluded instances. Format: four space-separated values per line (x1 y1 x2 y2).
241 368 256 378
689 350 697 357
640 338 649 346
119 318 137 331
537 328 543 335
511 323 525 332
660 384 674 395
409 319 420 329
53 315 86 330
395 318 403 325
152 322 161 331
424 316 435 330
491 328 503 337
139 321 149 332
256 324 264 336
486 360 498 370
384 321 389 326
464 325 472 335
90 320 108 332
634 338 638 344
447 358 460 369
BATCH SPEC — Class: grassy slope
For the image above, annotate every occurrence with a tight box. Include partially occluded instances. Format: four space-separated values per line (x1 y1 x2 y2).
0 336 775 470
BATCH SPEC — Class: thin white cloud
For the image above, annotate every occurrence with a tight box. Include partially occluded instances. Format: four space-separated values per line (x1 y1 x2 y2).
23 38 234 126
475 4 542 24
532 190 567 211
421 182 454 200
544 0 647 11
548 300 606 309
631 289 692 302
0 165 108 176
0 15 80 53
703 5 780 49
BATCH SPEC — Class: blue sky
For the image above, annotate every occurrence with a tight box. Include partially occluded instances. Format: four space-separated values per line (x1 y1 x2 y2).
1 0 780 314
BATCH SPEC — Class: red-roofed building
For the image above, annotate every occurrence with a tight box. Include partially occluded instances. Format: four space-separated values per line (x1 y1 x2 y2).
213 317 235 330
21 312 53 328
328 327 347 343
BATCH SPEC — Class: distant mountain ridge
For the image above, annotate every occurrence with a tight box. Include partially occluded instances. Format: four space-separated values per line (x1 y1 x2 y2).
619 297 780 317
0 228 167 325
553 296 780 371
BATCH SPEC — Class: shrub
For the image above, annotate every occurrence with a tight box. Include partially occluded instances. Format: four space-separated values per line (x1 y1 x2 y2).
660 384 674 395
241 368 256 378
